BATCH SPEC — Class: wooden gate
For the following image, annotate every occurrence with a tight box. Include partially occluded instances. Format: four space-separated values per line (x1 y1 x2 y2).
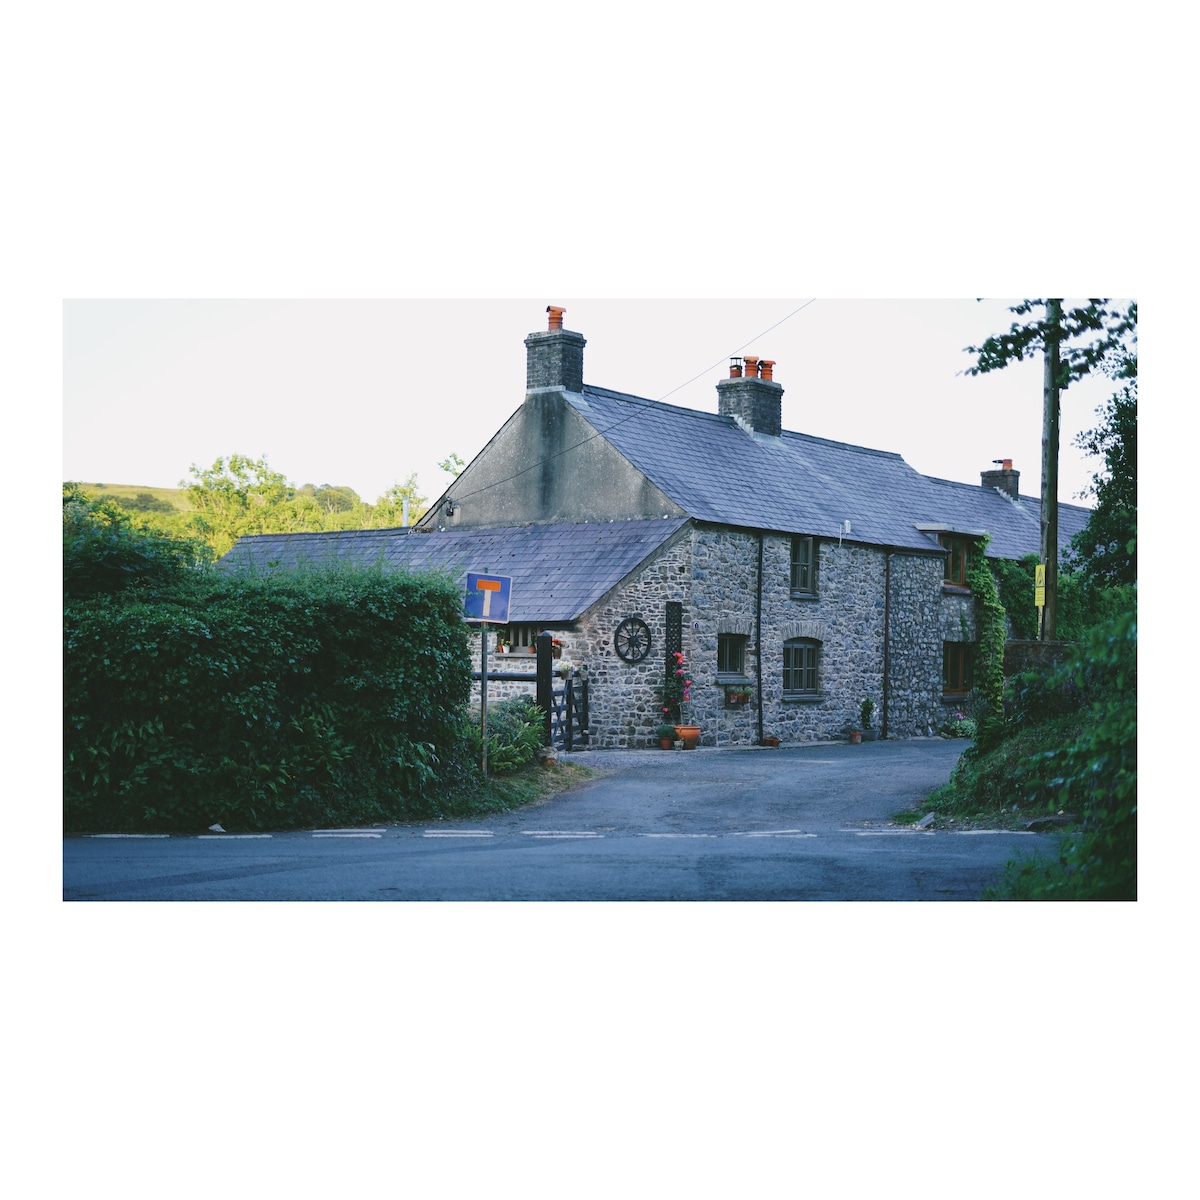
550 677 589 751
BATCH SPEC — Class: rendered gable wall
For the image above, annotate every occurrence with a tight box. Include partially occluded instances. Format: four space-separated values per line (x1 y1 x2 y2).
419 389 683 530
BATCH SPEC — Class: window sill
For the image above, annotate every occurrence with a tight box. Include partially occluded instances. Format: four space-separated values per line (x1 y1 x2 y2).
783 693 824 704
715 673 752 685
790 591 818 602
942 584 972 596
941 693 971 704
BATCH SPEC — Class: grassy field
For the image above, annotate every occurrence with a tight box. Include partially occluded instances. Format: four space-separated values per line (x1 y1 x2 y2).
71 482 191 511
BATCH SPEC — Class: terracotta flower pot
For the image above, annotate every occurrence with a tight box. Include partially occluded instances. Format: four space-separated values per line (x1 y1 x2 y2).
849 730 863 744
659 737 676 750
675 724 701 750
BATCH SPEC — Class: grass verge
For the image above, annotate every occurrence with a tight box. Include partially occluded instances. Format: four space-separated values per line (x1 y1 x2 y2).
896 714 1089 832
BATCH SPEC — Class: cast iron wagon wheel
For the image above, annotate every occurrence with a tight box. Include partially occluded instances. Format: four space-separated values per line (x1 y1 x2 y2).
614 617 652 663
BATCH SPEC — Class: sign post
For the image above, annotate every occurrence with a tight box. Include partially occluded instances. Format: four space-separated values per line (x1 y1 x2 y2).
464 573 513 775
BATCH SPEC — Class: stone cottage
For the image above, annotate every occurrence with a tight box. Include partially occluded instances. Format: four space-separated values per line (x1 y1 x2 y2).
221 306 1090 748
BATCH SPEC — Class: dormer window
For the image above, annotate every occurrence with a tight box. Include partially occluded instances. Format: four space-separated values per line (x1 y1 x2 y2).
939 533 970 587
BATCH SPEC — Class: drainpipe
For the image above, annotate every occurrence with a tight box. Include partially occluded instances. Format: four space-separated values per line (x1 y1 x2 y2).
882 552 893 740
756 532 764 745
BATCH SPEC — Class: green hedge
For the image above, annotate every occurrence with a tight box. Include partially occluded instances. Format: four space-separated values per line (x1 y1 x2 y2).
64 568 472 831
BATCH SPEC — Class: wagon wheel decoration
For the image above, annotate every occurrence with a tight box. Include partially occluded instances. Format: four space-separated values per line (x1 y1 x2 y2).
614 617 652 663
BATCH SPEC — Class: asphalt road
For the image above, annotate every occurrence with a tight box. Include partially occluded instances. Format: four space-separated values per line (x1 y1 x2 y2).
63 739 1056 901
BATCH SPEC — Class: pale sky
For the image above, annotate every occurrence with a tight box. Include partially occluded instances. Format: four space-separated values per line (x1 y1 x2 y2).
62 297 1128 512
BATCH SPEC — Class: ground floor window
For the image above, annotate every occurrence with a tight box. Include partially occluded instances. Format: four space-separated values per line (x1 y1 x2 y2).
502 624 545 650
943 642 974 695
717 633 748 676
783 638 820 695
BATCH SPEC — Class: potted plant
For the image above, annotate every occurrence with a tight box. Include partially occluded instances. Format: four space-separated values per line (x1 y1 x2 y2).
663 650 701 749
655 722 678 750
860 697 876 741
554 658 574 679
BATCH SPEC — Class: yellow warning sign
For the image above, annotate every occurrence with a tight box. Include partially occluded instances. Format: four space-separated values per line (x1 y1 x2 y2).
1034 563 1046 608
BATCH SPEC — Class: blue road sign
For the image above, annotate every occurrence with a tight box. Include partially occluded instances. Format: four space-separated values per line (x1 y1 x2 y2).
464 572 513 624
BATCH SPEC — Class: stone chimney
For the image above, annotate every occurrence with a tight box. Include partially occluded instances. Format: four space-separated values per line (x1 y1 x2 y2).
525 305 586 392
981 459 1020 501
717 355 783 436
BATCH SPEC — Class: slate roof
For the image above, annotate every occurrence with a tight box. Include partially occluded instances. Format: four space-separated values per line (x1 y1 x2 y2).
219 518 690 623
572 385 1090 560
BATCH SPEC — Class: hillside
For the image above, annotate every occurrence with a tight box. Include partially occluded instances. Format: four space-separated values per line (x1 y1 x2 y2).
70 482 190 514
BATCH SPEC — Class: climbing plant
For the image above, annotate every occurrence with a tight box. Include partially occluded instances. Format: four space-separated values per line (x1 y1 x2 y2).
966 536 1006 746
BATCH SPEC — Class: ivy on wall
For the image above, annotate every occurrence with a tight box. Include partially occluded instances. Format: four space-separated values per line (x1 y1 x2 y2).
966 536 1006 742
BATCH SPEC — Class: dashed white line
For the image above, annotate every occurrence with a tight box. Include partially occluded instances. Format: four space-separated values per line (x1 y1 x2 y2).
423 831 494 838
521 831 603 839
197 834 274 839
89 833 170 839
737 829 815 838
854 830 933 836
313 833 382 839
643 833 719 839
953 830 1036 836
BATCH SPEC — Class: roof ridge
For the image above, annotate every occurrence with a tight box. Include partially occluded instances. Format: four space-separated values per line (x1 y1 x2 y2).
581 385 907 460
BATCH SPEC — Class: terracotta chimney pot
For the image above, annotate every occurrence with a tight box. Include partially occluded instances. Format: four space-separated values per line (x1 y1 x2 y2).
546 305 565 331
743 355 760 379
759 359 776 381
729 356 743 378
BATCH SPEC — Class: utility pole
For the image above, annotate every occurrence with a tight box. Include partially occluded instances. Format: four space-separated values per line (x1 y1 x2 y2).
1040 299 1062 642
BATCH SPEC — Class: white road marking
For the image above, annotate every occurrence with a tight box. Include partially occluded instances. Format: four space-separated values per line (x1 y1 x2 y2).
423 831 494 838
197 834 273 839
313 833 382 838
736 830 815 838
89 833 170 839
521 831 603 839
855 830 933 836
643 833 719 839
953 830 1036 836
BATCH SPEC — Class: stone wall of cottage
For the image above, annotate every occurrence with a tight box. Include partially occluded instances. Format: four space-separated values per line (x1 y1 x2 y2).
466 528 954 748
888 555 949 736
567 532 695 748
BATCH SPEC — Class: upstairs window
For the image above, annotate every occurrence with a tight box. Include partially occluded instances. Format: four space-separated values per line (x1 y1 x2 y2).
791 536 817 595
783 638 820 696
717 634 748 677
940 534 970 587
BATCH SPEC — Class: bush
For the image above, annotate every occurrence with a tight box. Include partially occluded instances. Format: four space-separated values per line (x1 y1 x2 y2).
462 696 546 773
996 604 1136 899
64 483 212 599
64 565 473 831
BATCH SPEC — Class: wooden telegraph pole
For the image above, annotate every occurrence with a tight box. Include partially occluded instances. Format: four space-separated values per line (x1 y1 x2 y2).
1040 299 1062 642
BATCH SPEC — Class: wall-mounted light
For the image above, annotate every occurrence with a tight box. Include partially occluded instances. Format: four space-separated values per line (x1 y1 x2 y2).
445 499 457 517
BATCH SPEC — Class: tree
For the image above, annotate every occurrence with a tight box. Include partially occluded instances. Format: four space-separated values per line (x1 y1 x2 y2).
183 455 295 556
313 484 361 514
965 300 1136 640
438 453 466 478
370 474 428 527
1071 358 1137 589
